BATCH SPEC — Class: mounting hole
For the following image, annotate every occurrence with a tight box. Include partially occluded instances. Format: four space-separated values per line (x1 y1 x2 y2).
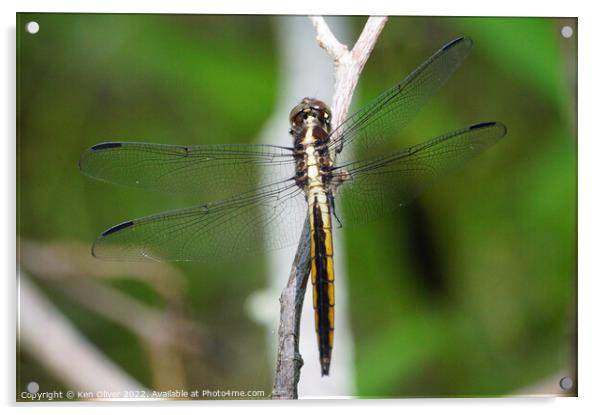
26 381 39 393
561 25 573 38
25 21 40 34
559 376 573 391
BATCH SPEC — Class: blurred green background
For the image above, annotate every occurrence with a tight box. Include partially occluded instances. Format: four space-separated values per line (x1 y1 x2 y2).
17 14 576 399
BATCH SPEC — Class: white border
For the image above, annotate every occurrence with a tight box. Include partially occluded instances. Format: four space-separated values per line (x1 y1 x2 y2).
4 0 600 414
7 0 582 16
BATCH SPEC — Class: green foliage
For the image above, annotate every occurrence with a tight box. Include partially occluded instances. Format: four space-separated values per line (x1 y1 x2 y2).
348 16 576 397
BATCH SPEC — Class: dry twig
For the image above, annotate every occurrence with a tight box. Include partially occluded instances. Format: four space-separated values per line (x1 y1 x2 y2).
18 274 143 392
271 15 387 399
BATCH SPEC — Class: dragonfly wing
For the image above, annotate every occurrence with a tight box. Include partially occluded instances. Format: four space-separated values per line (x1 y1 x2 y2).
329 36 473 162
92 181 307 262
334 122 506 225
79 142 296 200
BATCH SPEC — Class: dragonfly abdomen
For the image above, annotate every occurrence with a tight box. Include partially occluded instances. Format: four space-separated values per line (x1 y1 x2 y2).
309 194 335 376
304 127 335 376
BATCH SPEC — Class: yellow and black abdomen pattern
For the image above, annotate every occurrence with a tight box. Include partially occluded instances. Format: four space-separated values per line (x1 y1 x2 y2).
293 116 335 376
310 195 335 376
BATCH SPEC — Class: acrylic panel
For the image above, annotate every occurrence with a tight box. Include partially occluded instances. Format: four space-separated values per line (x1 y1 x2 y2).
16 13 577 400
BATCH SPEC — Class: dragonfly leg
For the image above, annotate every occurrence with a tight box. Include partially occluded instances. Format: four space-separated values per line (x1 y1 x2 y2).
329 192 343 229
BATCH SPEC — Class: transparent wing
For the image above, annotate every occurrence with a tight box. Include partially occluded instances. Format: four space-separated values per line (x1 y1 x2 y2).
92 181 307 262
329 36 473 162
79 142 296 200
334 122 507 224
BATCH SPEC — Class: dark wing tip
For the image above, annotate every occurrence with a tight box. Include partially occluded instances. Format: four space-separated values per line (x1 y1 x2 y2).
91 142 123 151
469 121 508 137
442 36 473 52
92 220 135 258
469 121 496 130
100 220 135 237
79 142 124 174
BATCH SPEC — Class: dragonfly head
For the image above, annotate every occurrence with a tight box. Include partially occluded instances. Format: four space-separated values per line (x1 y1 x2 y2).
289 98 332 133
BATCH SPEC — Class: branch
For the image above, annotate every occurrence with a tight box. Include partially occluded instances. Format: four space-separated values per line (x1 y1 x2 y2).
18 273 144 393
308 16 348 61
271 15 387 400
19 239 199 391
271 224 310 399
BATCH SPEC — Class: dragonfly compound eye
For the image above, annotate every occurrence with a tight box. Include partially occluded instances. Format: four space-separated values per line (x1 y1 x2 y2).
289 102 307 127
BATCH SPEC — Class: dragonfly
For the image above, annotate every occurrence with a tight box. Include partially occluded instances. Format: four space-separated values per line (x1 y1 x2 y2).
79 36 506 376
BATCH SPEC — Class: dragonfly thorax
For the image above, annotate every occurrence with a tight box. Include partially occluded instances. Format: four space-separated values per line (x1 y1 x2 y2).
291 99 334 192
